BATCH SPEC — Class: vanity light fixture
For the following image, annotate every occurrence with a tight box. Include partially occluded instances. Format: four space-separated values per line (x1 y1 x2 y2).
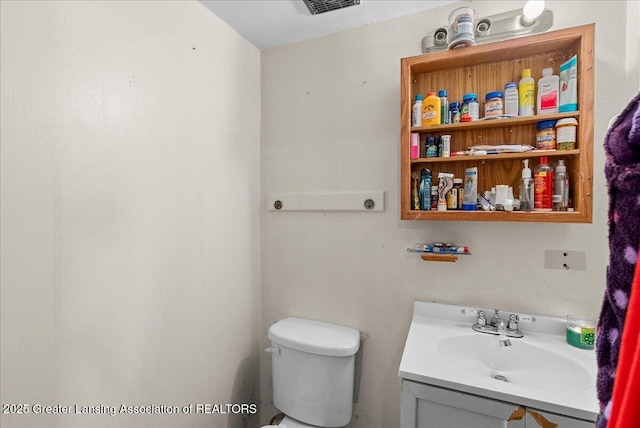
421 1 553 53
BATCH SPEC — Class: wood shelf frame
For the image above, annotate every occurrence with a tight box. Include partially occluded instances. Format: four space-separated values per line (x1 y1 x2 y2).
400 24 595 223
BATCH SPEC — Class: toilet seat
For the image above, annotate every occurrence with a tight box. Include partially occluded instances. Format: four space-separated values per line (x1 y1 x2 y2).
261 415 318 428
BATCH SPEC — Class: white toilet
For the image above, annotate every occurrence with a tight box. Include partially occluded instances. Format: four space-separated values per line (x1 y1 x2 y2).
262 317 360 428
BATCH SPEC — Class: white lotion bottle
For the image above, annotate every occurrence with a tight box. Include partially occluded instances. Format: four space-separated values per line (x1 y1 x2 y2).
537 68 560 114
412 94 423 127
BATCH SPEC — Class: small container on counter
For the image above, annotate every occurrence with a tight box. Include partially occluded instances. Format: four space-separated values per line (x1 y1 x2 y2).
484 91 504 117
566 314 595 349
536 120 557 150
556 118 578 150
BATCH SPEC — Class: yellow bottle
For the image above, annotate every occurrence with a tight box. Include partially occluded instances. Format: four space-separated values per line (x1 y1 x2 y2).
422 92 441 126
518 68 535 116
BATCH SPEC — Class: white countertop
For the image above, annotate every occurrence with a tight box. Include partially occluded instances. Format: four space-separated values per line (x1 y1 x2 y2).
399 301 599 421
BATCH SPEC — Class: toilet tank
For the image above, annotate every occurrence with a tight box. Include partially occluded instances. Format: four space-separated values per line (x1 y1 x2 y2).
268 317 360 428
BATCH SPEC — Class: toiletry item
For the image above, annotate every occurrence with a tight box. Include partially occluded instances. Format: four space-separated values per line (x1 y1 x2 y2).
518 68 535 116
504 82 518 116
461 93 479 121
462 167 478 211
437 173 454 211
537 67 560 114
478 194 494 211
536 120 557 150
446 179 460 210
419 168 432 210
412 171 420 210
566 314 595 349
453 178 464 210
489 187 496 206
556 118 578 150
534 156 553 211
448 6 476 49
425 136 438 157
410 243 470 254
412 94 423 127
484 91 504 117
440 134 451 157
552 160 570 211
559 55 578 112
422 92 441 126
410 133 420 159
519 159 534 212
449 102 461 123
430 186 439 210
494 184 509 209
439 90 449 124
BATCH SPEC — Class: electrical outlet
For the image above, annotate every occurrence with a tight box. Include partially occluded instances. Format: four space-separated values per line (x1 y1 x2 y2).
544 250 586 271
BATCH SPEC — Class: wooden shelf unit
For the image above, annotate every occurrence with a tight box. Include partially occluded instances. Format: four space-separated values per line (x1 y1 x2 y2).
400 24 595 223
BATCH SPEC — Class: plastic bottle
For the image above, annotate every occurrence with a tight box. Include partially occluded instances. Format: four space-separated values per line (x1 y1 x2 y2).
425 136 438 157
419 168 432 210
504 82 518 116
422 92 441 126
412 94 423 127
534 156 553 211
439 90 449 124
519 68 535 116
461 93 479 122
449 102 461 123
519 159 534 212
552 160 569 211
537 67 560 114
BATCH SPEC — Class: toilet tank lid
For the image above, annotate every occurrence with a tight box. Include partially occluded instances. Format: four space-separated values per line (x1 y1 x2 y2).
268 317 360 357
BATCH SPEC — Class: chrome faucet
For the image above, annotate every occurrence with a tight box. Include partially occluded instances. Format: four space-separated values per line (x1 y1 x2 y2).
472 309 524 338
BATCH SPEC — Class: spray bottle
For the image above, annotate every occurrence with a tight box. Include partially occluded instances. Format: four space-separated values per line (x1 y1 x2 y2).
534 156 553 211
519 159 534 212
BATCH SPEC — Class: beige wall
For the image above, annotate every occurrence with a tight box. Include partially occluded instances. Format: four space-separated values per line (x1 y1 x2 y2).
260 1 631 426
0 1 260 427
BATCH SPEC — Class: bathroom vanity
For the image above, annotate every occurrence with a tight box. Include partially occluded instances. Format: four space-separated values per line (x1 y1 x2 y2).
399 301 598 428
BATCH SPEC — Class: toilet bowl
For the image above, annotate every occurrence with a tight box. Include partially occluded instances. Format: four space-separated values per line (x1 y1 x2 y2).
263 317 360 428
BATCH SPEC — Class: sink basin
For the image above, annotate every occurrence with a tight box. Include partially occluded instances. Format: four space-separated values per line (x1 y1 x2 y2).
436 334 592 391
399 301 599 421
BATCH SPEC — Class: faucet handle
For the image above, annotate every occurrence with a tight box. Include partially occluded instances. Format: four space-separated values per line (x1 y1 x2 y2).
476 310 487 326
508 314 519 330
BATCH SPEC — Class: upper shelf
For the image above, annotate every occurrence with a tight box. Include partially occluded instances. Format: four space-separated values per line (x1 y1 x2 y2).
410 111 580 133
411 149 580 164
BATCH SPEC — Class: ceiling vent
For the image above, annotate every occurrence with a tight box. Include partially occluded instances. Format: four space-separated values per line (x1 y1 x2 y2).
303 0 361 15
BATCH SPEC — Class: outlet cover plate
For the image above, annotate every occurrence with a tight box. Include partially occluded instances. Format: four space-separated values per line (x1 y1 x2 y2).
544 250 586 271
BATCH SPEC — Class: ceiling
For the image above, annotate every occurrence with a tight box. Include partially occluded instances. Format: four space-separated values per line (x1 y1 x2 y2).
199 0 457 50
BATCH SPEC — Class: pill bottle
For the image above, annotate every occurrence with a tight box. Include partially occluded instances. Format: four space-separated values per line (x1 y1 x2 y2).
504 82 518 116
425 136 438 157
556 118 578 150
536 120 557 150
449 102 461 123
484 91 504 117
430 186 439 210
461 93 479 121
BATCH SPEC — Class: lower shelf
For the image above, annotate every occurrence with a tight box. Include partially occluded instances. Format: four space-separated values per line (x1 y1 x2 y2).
402 210 588 223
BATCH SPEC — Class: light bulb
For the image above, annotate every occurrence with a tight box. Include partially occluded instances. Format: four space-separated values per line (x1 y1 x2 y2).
522 0 545 24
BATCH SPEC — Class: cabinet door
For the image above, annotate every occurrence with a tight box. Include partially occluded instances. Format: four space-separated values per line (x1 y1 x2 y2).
401 380 525 428
524 408 594 428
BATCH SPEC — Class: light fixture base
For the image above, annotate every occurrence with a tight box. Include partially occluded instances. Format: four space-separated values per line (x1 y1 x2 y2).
422 8 553 53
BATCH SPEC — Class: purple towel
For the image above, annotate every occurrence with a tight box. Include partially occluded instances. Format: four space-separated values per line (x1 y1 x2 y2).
596 91 640 414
